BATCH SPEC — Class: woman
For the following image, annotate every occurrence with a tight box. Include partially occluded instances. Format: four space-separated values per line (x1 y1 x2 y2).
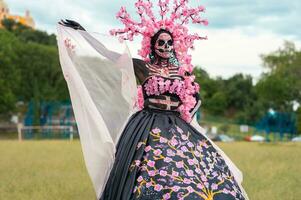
57 1 249 199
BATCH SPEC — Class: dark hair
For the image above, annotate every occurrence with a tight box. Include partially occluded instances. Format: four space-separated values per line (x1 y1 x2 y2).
149 29 178 64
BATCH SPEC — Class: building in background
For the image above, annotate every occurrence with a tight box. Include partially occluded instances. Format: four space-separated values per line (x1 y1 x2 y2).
0 0 35 28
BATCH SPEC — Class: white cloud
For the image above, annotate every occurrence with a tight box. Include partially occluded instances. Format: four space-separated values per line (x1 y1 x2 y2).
4 0 301 79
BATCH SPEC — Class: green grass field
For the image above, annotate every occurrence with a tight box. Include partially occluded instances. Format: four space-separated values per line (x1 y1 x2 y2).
0 140 300 200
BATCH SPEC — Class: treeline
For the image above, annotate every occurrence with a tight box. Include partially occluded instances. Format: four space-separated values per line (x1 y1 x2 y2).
194 41 301 128
0 19 300 130
0 19 69 119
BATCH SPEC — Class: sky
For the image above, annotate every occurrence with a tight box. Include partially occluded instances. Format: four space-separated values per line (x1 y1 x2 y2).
5 0 301 80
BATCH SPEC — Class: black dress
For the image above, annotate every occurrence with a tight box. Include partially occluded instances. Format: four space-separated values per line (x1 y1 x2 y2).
101 60 247 200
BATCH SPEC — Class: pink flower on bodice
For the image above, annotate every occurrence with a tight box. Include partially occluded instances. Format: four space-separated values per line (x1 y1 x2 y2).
141 75 199 122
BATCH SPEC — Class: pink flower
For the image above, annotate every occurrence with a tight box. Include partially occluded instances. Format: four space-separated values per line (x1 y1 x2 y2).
187 142 194 147
187 186 194 193
146 182 152 188
163 193 171 200
170 138 178 146
148 170 156 176
164 157 172 163
167 149 175 157
154 184 163 191
197 183 204 189
134 160 141 166
154 149 162 156
176 150 185 157
187 159 194 165
181 134 188 140
172 185 180 192
136 86 144 109
180 146 188 152
144 145 152 152
147 160 155 167
152 127 161 133
176 161 184 168
183 178 191 184
195 168 202 174
201 175 207 182
172 171 179 177
159 170 168 176
137 176 143 182
159 137 168 143
186 169 194 177
211 183 218 190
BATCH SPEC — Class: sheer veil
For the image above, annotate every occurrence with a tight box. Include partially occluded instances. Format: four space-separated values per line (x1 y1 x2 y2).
57 25 137 199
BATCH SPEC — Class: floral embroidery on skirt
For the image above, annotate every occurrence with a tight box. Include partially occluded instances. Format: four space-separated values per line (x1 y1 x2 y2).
130 126 245 200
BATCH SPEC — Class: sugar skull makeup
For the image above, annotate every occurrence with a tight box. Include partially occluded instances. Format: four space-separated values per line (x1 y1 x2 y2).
154 32 174 59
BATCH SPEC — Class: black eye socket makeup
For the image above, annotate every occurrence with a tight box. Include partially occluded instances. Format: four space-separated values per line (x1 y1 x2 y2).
158 39 173 46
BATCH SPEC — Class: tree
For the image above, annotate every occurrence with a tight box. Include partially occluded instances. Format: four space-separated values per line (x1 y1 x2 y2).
0 30 21 114
0 24 69 123
257 41 301 112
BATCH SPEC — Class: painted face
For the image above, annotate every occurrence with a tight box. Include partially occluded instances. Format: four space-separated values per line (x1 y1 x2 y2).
154 32 173 59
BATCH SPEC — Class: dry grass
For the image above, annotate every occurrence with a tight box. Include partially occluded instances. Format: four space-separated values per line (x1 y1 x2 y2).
0 140 300 200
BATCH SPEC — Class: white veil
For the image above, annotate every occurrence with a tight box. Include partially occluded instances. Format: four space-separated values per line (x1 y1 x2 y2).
57 24 248 200
57 24 137 199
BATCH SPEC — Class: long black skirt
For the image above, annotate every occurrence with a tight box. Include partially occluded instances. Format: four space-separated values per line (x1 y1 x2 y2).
101 108 246 200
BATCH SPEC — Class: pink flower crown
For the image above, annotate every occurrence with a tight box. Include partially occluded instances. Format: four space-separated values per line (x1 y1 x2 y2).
109 0 208 73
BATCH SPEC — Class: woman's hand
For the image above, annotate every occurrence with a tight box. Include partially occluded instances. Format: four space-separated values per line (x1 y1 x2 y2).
58 19 86 31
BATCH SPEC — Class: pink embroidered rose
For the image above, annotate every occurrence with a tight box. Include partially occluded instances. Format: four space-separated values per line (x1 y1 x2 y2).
148 170 156 176
159 137 168 143
153 149 162 156
187 186 194 193
181 134 188 140
176 161 184 168
187 159 194 165
152 127 161 133
186 169 194 177
172 185 180 192
137 176 143 182
197 183 204 189
172 171 179 177
144 145 152 152
211 183 218 190
146 182 152 188
170 138 178 146
134 160 141 166
147 160 155 167
167 149 175 157
180 146 188 152
183 178 191 184
154 184 163 191
159 170 168 177
195 168 202 174
201 175 207 182
163 193 171 200
187 142 194 147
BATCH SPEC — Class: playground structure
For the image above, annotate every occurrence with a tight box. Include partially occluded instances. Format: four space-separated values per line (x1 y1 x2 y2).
20 100 77 140
255 109 297 141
